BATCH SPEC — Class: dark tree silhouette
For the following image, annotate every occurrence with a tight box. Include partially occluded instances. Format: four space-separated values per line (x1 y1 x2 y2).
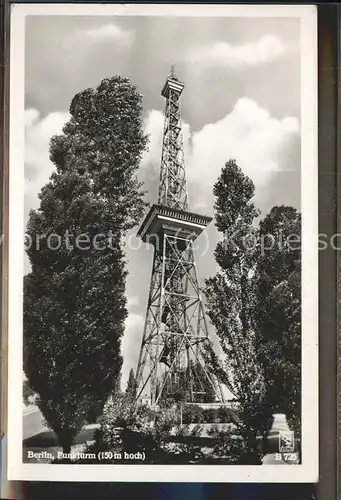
24 76 148 454
125 368 136 399
254 206 301 447
205 159 301 463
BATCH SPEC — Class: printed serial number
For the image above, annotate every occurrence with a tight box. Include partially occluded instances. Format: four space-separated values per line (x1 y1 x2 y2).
274 453 298 462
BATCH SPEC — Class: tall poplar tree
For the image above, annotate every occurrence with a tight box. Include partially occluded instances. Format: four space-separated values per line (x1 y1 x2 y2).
254 206 301 444
24 76 148 454
205 159 301 463
205 159 270 464
125 369 136 400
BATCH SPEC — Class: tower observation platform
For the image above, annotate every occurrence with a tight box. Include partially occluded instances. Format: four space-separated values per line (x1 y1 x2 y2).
134 69 224 406
137 204 212 247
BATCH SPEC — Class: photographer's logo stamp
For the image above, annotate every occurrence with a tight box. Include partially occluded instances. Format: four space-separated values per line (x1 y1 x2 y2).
279 431 295 452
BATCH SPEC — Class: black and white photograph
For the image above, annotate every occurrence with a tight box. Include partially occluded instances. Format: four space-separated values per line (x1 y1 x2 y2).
8 4 318 482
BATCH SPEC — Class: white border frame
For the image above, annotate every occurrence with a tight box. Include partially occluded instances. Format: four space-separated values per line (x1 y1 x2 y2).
7 3 318 483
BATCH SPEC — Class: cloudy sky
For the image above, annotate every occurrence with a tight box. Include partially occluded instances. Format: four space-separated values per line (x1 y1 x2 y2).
24 14 301 388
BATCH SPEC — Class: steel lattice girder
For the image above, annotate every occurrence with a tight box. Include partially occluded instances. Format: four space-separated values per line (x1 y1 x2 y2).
135 233 222 404
135 73 224 405
159 86 188 210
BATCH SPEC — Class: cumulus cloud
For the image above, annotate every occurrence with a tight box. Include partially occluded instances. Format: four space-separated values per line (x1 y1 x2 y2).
142 110 191 169
124 98 299 395
24 109 70 270
141 110 164 170
24 98 300 382
25 109 69 176
188 34 288 69
25 109 70 213
142 98 300 212
83 23 134 46
24 109 70 274
24 110 145 386
140 110 192 203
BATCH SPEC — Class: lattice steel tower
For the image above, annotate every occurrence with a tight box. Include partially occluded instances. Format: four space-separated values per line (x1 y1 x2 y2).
135 69 223 405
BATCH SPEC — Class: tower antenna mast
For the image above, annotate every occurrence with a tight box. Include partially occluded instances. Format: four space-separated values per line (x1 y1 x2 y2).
134 68 224 406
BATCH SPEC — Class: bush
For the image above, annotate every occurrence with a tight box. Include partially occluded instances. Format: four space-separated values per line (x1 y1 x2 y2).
97 394 137 449
93 395 169 460
181 405 236 424
208 427 263 465
85 401 106 424
90 397 206 464
182 405 205 424
217 406 236 423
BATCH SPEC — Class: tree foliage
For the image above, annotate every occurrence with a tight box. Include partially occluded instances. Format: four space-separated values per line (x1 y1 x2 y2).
205 160 268 463
24 76 148 453
125 368 136 400
205 159 301 463
254 206 301 442
92 394 204 464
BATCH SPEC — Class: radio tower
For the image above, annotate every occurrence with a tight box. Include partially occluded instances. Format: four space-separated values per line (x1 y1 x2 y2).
135 68 223 406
